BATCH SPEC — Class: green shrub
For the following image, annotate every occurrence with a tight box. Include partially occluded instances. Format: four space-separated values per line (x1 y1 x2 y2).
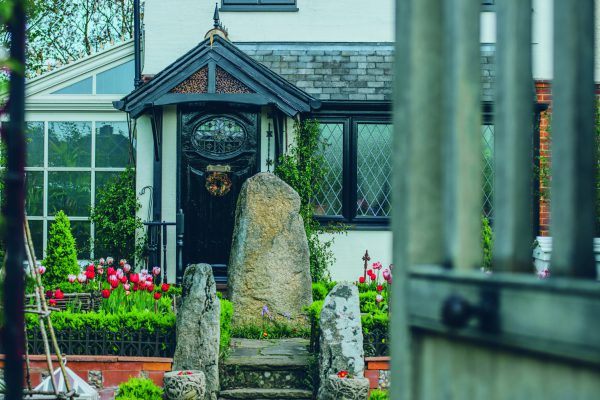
312 282 329 301
115 377 163 400
25 309 175 334
42 211 79 289
275 119 346 282
90 167 144 262
369 389 389 400
220 298 233 354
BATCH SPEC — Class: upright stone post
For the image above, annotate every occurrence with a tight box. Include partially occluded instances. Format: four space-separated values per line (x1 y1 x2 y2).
317 283 369 400
173 263 220 400
228 172 313 325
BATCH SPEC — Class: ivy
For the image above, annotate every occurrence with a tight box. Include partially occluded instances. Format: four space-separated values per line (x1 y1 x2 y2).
275 119 345 282
90 167 144 262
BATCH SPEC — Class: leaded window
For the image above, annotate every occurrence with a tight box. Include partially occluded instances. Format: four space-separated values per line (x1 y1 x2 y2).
313 115 392 226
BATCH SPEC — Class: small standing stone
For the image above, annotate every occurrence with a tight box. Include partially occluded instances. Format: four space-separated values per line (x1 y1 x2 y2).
173 264 220 400
318 283 364 383
228 172 313 325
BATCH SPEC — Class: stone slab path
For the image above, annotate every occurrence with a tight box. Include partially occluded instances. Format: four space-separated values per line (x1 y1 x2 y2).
219 338 313 400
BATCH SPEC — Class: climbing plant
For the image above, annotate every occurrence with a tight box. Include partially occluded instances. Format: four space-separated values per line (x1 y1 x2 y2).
275 119 344 282
89 167 144 262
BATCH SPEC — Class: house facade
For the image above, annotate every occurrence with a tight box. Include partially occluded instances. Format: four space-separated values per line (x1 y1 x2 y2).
23 0 582 283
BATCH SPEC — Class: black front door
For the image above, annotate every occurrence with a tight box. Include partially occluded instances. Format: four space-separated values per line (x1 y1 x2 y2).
180 106 259 281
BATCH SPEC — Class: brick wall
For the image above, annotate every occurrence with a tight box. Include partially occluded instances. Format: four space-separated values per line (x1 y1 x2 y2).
364 356 390 393
0 355 172 400
536 80 552 236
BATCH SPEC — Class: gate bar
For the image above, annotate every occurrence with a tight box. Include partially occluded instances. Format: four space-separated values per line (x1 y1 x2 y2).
551 0 596 278
494 0 533 272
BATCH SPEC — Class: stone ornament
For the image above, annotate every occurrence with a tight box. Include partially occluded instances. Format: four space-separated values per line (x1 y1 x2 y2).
163 370 206 400
317 374 370 400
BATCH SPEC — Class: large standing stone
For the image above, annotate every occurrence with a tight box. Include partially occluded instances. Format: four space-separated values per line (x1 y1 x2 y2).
228 172 313 325
173 264 220 400
318 283 364 384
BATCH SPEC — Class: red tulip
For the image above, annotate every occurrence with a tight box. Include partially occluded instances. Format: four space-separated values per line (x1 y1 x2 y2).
107 267 116 276
85 270 95 280
86 264 95 273
132 284 139 292
120 276 128 284
377 285 383 292
367 269 374 276
161 283 170 292
101 289 110 298
147 284 155 292
146 275 153 282
358 276 366 284
55 289 64 300
119 259 126 267
153 292 161 300
110 279 119 289
370 274 376 281
129 273 139 283
48 299 57 307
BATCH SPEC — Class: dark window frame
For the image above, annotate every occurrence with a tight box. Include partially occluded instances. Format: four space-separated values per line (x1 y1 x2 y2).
220 0 298 12
310 102 392 230
482 0 495 12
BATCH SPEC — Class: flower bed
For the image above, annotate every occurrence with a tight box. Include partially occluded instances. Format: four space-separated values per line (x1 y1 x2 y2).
307 261 391 357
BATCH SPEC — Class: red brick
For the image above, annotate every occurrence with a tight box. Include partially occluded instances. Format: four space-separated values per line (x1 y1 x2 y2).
367 361 389 370
145 370 166 387
364 370 379 389
102 370 139 388
142 361 171 371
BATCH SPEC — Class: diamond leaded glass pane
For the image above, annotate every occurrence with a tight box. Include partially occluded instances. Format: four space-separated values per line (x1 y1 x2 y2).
482 124 494 221
357 123 392 217
314 123 343 216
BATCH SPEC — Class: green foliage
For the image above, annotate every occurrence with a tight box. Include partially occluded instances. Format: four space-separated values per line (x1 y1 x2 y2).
1 0 134 77
26 309 175 334
220 298 233 354
100 285 174 315
231 322 310 340
275 119 345 282
90 167 144 262
115 377 163 400
482 216 493 270
369 389 389 400
311 282 329 302
42 210 79 289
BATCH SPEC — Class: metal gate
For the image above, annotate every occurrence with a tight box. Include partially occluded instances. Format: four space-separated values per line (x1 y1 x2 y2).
391 1 600 399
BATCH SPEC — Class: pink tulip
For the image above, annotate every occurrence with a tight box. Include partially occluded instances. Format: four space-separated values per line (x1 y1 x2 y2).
116 268 124 279
123 263 131 273
119 259 126 267
38 266 46 275
106 257 114 265
152 266 161 276
382 268 391 281
125 290 131 296
146 275 153 282
97 267 104 275
108 275 118 283
99 258 106 266
376 294 384 303
68 274 76 283
123 283 131 291
77 273 87 283
372 262 383 270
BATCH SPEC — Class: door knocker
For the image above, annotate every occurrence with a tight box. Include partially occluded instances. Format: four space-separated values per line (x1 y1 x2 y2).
205 172 232 197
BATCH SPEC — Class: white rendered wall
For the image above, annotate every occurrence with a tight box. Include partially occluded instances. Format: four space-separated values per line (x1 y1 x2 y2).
135 115 154 268
161 106 178 283
143 0 395 75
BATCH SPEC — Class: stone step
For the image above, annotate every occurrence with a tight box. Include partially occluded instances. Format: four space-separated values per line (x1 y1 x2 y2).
219 388 313 400
221 338 314 391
